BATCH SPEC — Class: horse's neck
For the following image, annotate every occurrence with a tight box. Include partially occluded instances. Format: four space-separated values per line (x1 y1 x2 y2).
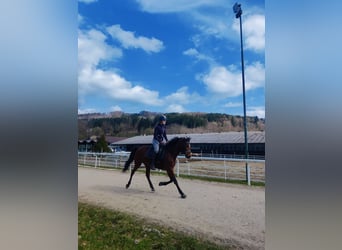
167 144 181 159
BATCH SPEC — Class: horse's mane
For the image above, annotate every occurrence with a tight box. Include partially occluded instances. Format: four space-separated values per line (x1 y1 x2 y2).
166 137 180 148
166 137 190 149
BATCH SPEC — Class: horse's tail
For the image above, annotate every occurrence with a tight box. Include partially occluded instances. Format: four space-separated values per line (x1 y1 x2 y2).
122 147 138 172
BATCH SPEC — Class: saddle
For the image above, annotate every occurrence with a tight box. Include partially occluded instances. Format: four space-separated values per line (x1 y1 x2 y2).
146 144 166 162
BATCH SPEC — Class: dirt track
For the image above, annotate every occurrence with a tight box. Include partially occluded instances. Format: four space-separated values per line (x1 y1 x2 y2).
78 167 265 249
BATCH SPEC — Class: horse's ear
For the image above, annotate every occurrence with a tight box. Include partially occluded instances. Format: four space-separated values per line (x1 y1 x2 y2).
186 136 191 141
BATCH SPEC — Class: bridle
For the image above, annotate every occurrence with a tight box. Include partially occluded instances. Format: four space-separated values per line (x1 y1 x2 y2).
184 140 192 159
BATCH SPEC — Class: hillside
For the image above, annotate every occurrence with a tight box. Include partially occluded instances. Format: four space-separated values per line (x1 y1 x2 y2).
78 111 265 139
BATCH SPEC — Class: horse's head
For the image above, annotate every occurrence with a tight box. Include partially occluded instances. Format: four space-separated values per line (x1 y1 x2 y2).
182 137 192 159
166 137 192 158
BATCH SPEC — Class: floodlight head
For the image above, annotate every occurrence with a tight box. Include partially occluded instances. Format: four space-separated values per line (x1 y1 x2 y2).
233 3 242 18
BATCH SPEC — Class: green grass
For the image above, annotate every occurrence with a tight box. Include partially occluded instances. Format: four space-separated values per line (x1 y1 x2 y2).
79 202 229 250
178 174 265 187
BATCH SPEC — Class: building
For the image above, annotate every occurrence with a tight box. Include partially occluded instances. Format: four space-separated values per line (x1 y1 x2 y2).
78 138 97 152
112 131 265 156
78 136 127 152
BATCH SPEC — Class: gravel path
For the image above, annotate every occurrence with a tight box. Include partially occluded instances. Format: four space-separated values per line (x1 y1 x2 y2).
78 167 265 249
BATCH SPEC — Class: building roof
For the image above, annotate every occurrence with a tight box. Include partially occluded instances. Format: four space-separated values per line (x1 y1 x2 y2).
78 139 97 144
113 131 265 145
105 136 128 144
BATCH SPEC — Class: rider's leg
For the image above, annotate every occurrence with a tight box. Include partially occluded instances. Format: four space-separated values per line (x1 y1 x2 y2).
150 140 159 170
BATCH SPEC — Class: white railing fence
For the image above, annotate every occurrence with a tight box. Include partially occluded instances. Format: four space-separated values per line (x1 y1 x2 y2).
78 152 265 183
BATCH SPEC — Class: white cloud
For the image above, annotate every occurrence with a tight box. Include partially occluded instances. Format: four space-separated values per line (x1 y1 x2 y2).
191 10 233 40
107 24 164 53
202 66 241 97
135 0 234 45
165 86 189 104
78 108 97 114
79 67 162 106
78 29 122 70
165 86 201 105
136 0 264 54
78 14 83 24
135 0 224 13
110 105 122 112
183 48 215 65
183 48 198 57
78 28 162 106
163 86 205 113
79 0 98 4
201 62 265 97
166 104 186 113
247 106 265 118
245 61 265 90
233 14 265 52
223 102 241 108
190 9 264 53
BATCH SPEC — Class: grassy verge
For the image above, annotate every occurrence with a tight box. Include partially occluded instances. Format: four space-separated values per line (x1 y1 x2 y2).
79 202 229 250
178 174 265 187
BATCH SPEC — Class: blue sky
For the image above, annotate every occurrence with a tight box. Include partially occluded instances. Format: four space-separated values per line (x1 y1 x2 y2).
78 0 265 118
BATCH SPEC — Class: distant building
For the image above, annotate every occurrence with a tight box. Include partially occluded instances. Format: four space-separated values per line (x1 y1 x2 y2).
112 131 265 157
78 139 97 152
78 136 127 152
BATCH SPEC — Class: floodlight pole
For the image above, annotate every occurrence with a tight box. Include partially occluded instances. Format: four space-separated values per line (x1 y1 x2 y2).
233 3 250 185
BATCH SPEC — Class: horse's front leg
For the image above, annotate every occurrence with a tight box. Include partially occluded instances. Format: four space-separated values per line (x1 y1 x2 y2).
158 163 173 186
159 179 172 186
165 169 186 199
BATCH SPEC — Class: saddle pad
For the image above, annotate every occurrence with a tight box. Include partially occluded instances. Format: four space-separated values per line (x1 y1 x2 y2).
145 145 166 160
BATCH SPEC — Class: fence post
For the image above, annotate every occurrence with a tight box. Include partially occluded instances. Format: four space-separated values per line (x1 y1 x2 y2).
176 158 179 177
246 161 251 185
95 155 97 168
224 159 227 180
83 153 86 165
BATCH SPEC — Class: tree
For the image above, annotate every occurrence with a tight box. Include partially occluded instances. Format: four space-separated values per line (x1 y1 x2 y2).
94 135 111 153
231 116 238 127
78 120 88 139
137 117 151 134
90 126 104 137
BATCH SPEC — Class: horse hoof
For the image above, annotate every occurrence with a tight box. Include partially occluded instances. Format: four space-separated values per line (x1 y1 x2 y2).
158 182 163 186
151 189 155 192
181 194 186 199
126 184 129 189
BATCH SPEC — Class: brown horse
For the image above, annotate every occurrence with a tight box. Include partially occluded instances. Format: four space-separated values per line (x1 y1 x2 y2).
122 137 192 198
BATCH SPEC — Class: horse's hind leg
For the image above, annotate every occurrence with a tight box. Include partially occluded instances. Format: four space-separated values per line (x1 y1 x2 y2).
126 161 140 189
145 167 155 192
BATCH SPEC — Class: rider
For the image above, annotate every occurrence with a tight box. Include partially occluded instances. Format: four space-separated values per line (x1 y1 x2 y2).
150 115 168 170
